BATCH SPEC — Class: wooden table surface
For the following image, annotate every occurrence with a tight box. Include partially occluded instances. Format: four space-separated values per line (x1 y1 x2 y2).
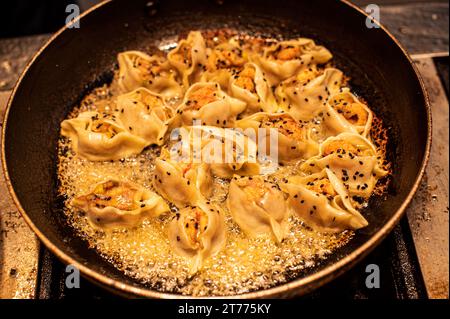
0 0 448 299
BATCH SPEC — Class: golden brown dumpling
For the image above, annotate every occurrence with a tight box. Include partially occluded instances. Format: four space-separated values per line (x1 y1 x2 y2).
72 179 169 229
227 175 289 242
253 38 333 85
207 37 247 71
116 51 183 99
323 90 373 137
167 31 209 86
173 82 246 128
168 203 226 274
236 112 319 164
229 63 277 115
201 38 247 91
276 68 344 121
60 111 147 161
116 88 173 146
173 125 262 178
152 154 212 208
280 169 368 233
301 133 388 198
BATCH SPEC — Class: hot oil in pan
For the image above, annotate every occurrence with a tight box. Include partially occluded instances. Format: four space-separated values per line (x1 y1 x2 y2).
57 31 389 296
58 126 352 295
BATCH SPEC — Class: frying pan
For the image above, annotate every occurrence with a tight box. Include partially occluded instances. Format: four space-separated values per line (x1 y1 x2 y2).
1 0 431 298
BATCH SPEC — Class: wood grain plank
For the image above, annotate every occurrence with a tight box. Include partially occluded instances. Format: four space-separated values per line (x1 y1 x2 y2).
380 2 448 55
0 34 50 91
406 58 449 299
0 91 40 299
351 1 448 56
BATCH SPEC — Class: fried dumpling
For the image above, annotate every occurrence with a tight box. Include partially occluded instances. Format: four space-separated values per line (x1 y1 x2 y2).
229 63 277 115
201 38 247 91
61 111 147 161
116 51 183 98
168 203 226 274
323 90 373 137
169 125 263 178
280 169 368 233
227 175 289 242
116 88 173 146
253 38 333 85
197 126 262 178
168 31 209 86
207 37 247 70
200 69 234 93
301 133 388 198
174 82 246 128
72 179 169 229
152 154 213 208
276 68 343 121
236 112 319 164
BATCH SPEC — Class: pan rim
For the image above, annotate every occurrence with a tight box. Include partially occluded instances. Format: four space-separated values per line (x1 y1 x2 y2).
1 0 432 299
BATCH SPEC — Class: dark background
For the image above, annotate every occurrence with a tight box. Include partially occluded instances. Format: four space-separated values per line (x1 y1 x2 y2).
0 0 448 38
0 0 74 38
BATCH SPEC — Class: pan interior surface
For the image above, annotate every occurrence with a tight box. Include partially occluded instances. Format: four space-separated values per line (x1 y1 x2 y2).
2 0 429 298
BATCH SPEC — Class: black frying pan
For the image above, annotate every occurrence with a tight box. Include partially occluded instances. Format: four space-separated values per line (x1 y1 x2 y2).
1 0 431 298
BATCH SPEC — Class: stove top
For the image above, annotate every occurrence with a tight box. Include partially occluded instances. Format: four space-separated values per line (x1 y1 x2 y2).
35 218 427 299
